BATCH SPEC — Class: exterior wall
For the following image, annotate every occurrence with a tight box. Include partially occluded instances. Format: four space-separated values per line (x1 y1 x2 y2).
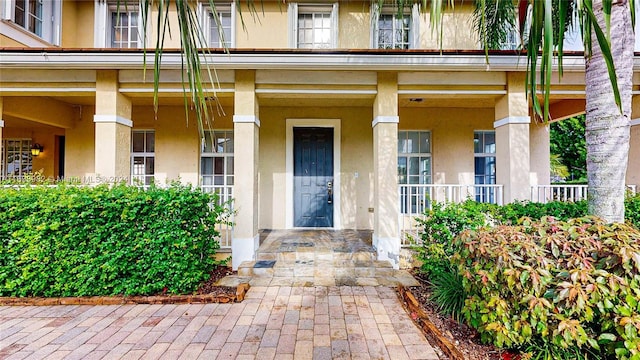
0 0 481 50
530 122 551 186
61 0 78 47
258 106 374 230
399 107 495 185
132 105 233 185
339 1 371 49
65 105 95 178
73 0 95 48
419 6 479 50
234 2 288 48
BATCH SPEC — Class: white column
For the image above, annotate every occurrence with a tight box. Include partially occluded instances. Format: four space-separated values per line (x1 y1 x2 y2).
232 70 260 270
94 70 132 182
495 73 531 203
372 72 401 269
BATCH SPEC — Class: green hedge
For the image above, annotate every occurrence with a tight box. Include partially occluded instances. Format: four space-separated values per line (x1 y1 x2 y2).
0 183 227 297
415 197 640 276
454 217 640 359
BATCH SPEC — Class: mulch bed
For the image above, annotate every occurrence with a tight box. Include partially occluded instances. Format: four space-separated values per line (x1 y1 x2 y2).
0 266 246 306
399 270 507 360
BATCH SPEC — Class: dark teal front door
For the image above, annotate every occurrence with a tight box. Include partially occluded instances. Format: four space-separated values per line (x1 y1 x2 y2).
294 127 334 227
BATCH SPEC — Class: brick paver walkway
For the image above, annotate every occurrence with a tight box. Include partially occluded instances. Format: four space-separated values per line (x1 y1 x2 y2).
0 286 439 360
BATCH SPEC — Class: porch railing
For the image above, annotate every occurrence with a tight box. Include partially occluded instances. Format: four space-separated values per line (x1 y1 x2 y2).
201 185 234 249
531 184 637 203
399 184 504 246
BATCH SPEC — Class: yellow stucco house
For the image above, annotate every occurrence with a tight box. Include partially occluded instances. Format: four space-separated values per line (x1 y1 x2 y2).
0 0 638 269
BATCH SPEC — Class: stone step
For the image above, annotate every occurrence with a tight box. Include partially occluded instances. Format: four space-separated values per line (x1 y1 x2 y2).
256 250 376 263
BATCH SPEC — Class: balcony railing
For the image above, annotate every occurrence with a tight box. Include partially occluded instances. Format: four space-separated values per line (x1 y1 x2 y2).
531 184 637 203
399 184 503 246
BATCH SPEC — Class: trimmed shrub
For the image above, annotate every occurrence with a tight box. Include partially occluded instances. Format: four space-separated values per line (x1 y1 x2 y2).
626 193 640 230
414 200 496 276
0 183 227 297
453 216 640 359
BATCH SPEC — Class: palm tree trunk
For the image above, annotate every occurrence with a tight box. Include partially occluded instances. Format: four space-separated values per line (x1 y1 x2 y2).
585 0 633 223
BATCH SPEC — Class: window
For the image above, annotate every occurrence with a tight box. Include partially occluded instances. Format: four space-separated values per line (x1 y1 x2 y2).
398 131 431 214
372 4 419 49
199 2 235 47
94 0 143 48
109 4 140 48
474 131 496 203
1 0 61 45
201 130 234 204
131 130 154 186
288 3 339 49
501 28 520 50
1 139 32 180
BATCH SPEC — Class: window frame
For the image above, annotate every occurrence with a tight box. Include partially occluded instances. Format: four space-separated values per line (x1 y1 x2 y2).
1 138 32 180
198 2 235 48
200 130 234 205
371 3 419 49
288 2 339 49
130 130 155 187
1 0 61 45
94 0 146 48
397 130 432 185
474 130 497 203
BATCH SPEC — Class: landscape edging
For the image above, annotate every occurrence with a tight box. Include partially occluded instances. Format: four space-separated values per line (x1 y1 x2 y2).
0 283 250 306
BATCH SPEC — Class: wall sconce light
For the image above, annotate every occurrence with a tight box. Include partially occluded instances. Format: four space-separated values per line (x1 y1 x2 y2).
31 143 43 157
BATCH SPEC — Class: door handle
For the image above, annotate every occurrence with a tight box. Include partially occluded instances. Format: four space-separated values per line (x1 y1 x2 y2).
327 181 333 204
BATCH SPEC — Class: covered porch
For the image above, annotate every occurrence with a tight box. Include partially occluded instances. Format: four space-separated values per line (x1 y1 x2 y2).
1 51 638 270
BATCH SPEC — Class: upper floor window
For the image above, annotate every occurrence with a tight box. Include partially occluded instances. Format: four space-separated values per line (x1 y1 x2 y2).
94 0 143 48
372 4 419 49
0 0 61 45
288 3 338 49
109 3 140 48
198 2 235 47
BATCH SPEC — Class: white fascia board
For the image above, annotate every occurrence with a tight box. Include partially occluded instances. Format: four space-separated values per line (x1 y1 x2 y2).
631 119 640 126
0 52 590 72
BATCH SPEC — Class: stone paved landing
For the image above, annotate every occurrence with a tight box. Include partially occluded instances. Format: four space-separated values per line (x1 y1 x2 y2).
220 230 420 288
0 286 440 360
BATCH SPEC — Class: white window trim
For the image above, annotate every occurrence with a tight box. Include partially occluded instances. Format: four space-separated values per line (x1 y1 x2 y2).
130 130 155 187
197 2 235 48
397 130 432 185
473 130 497 183
370 3 419 49
1 0 61 46
288 2 339 49
95 0 147 48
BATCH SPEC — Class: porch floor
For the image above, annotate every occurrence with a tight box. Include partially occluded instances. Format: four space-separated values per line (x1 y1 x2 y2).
216 230 419 287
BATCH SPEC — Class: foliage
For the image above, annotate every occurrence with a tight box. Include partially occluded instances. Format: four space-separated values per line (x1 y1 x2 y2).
550 154 570 181
430 269 466 322
0 183 228 297
626 193 640 230
473 0 517 50
522 337 602 360
495 200 588 225
453 216 640 359
414 200 496 276
550 116 587 182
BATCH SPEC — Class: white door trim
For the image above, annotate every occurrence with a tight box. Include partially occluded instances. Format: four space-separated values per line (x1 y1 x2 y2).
285 118 341 229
